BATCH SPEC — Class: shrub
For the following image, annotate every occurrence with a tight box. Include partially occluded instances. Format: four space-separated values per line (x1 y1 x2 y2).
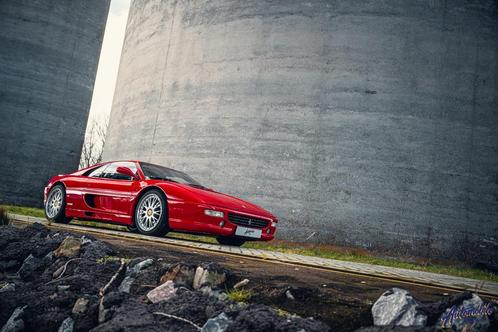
0 206 10 225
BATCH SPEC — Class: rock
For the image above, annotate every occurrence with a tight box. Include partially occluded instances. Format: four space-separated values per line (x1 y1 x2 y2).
0 283 15 293
227 304 329 332
160 263 196 287
117 258 155 292
72 298 90 314
193 265 227 290
418 291 472 325
0 226 21 250
80 240 114 260
118 276 134 293
193 266 205 289
355 327 432 332
0 260 18 272
202 312 232 332
98 292 128 324
57 317 74 332
1 305 26 332
17 252 53 280
286 290 295 301
58 285 71 292
129 258 154 274
80 236 93 245
54 236 82 258
233 278 250 289
436 293 491 331
147 280 177 303
372 288 427 327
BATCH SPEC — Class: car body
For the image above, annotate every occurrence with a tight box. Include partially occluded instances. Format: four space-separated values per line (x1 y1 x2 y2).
43 160 277 245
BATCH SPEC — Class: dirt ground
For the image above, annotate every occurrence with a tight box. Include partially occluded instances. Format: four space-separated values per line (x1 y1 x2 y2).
77 232 463 332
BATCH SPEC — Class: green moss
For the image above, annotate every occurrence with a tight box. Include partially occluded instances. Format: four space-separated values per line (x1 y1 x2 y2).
96 256 131 264
226 289 252 302
274 307 291 317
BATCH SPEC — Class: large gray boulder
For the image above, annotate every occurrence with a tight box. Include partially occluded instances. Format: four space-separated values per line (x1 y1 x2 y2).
372 288 427 327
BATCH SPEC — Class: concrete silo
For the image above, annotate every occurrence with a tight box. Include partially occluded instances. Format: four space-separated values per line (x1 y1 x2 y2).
104 0 498 261
0 0 110 206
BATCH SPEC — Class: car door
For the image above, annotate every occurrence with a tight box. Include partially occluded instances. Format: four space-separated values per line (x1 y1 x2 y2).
63 163 109 212
86 161 142 219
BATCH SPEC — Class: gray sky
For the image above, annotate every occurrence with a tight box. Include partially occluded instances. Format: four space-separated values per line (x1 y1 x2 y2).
86 0 131 128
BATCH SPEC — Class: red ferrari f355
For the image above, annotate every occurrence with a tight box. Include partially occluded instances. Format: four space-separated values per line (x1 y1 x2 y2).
44 161 277 246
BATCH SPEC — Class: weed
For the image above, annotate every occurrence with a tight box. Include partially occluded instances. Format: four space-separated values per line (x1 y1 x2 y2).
96 256 131 264
226 289 252 302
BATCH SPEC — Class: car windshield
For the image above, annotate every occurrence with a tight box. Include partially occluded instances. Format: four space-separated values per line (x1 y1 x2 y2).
139 162 204 188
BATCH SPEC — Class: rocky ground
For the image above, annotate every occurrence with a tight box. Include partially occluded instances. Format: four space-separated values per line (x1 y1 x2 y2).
0 223 329 331
1 223 497 332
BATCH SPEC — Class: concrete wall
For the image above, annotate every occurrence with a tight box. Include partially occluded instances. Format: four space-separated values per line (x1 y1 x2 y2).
104 0 498 261
0 0 110 206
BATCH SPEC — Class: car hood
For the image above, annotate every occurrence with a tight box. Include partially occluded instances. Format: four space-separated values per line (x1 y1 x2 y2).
181 184 275 219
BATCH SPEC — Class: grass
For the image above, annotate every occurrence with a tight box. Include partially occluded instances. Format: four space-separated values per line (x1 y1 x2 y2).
2 204 497 282
226 289 252 302
2 205 44 218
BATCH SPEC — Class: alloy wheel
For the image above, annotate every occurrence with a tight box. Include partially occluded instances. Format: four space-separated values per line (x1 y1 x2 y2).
137 193 163 231
46 187 63 218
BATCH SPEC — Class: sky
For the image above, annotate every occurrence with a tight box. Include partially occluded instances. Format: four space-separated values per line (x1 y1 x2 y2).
85 0 131 130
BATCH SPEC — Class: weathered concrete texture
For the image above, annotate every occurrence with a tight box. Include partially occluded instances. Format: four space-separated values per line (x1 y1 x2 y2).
0 0 110 206
104 0 498 261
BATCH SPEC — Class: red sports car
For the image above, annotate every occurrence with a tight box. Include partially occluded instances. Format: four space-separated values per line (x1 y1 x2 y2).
44 161 277 246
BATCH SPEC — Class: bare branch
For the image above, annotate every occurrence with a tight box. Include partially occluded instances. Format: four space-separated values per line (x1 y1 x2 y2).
79 116 109 169
153 312 202 331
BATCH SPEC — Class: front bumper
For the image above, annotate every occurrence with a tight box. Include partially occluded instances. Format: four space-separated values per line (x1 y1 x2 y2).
172 202 277 241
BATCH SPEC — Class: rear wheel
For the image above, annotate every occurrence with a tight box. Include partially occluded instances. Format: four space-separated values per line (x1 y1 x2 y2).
134 189 169 236
216 236 246 247
44 184 71 224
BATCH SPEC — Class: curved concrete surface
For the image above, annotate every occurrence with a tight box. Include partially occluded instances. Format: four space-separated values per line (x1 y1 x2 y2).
0 0 110 206
104 0 498 261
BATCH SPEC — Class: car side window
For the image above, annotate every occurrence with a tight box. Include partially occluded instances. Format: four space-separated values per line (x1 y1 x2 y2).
86 165 108 178
101 162 138 180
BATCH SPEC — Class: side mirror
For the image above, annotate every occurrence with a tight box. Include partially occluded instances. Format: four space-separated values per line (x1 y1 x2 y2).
116 166 139 180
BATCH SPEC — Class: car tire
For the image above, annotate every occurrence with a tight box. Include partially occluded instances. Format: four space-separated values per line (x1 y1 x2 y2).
216 236 246 247
134 189 169 237
44 184 71 224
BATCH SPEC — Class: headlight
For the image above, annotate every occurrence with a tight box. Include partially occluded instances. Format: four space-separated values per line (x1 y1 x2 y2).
271 221 277 228
204 209 224 218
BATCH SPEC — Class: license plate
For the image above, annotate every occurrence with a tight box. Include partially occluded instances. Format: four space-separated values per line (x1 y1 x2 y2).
235 226 262 239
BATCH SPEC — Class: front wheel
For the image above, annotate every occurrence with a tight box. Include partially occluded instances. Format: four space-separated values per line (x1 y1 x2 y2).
216 236 246 247
134 189 169 236
44 184 71 224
